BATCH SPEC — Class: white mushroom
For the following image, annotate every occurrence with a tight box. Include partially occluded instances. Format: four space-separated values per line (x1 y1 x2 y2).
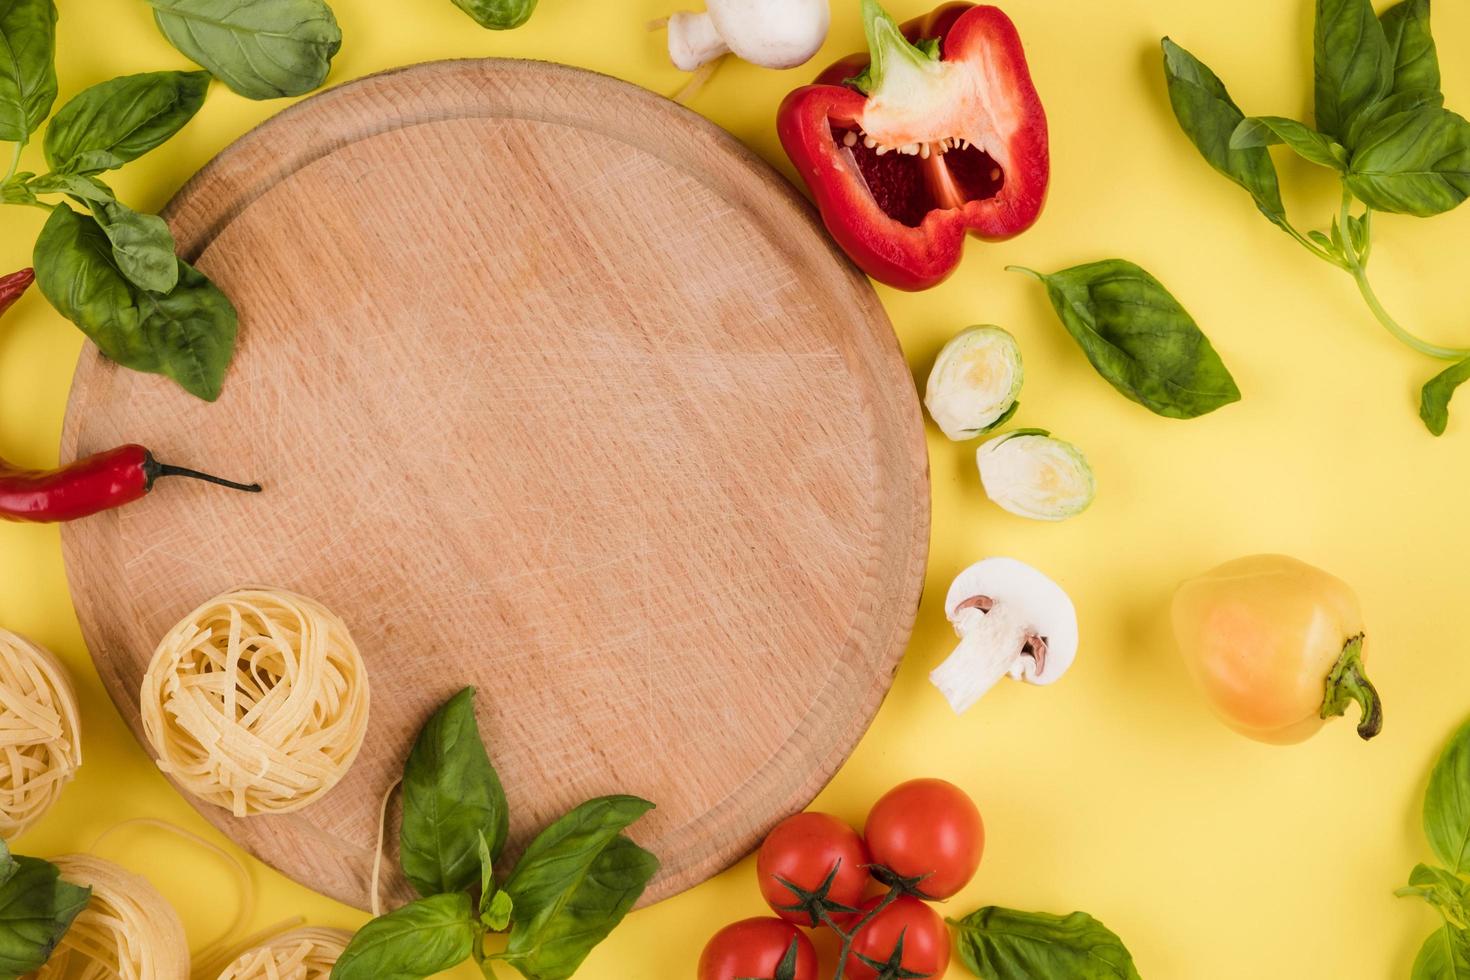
929 558 1078 715
667 0 831 72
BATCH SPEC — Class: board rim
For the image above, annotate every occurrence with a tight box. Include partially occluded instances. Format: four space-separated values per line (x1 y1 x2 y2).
60 58 932 911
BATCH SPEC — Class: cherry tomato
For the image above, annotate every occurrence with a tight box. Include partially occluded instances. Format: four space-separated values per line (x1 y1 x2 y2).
864 778 983 899
757 811 870 926
698 917 819 980
846 896 951 980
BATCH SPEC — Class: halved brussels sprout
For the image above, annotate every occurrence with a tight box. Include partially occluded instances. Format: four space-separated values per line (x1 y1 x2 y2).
924 326 1023 441
977 429 1095 521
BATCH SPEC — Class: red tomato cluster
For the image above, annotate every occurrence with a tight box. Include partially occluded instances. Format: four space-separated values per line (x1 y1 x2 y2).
698 779 984 980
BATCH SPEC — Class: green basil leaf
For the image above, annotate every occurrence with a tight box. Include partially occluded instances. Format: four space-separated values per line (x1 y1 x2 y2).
0 841 13 888
27 171 110 202
34 204 236 400
503 796 659 980
1231 116 1346 170
1412 923 1470 980
450 0 537 30
0 0 56 142
0 172 35 205
1425 717 1470 872
1013 260 1241 419
331 893 476 980
1420 356 1470 436
94 202 179 294
136 258 237 401
34 203 146 360
951 907 1141 980
0 856 91 976
1314 0 1394 142
1347 86 1445 148
484 888 513 933
148 0 341 101
1399 864 1470 927
1381 0 1439 97
1346 107 1470 216
401 686 510 898
43 70 209 175
23 174 177 291
1161 38 1286 223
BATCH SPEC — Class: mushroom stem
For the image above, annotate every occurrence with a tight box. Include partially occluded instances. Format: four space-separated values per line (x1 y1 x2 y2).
668 12 729 71
930 603 1030 714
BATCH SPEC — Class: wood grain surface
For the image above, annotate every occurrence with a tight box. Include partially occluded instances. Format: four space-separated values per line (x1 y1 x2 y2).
59 60 930 911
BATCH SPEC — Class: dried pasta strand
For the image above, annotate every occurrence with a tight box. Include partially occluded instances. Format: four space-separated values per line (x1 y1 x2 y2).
370 778 400 918
210 927 352 980
140 589 370 817
91 819 257 971
30 854 188 980
0 629 81 838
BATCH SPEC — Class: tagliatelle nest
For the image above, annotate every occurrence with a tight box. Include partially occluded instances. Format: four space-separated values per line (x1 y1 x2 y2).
0 629 82 838
214 927 352 980
31 853 189 980
140 588 371 817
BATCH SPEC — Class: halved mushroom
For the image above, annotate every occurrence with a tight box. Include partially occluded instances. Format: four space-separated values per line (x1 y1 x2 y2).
929 557 1078 714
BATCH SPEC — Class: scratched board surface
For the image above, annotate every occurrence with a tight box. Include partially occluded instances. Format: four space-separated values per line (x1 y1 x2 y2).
59 61 930 910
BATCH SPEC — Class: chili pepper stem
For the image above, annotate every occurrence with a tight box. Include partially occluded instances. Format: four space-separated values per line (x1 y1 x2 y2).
143 454 262 494
1320 634 1383 741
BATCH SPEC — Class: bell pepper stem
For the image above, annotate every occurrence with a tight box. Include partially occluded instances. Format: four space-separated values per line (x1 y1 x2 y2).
1320 634 1382 740
850 0 942 96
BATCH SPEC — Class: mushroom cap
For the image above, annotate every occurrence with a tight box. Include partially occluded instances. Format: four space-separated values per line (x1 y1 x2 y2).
945 557 1078 685
707 0 832 69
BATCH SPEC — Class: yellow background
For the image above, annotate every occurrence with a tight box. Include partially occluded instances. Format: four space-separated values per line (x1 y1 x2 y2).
2 0 1468 976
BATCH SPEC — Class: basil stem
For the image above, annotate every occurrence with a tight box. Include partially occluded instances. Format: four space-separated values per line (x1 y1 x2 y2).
1325 188 1470 361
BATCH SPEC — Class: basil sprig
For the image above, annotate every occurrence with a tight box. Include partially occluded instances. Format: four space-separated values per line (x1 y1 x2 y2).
0 5 239 402
951 906 1142 980
1400 717 1470 977
1010 261 1241 420
0 841 92 975
332 688 659 980
1162 0 1470 435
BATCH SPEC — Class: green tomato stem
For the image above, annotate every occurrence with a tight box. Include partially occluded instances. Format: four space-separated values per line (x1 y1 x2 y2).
1319 634 1383 740
818 884 903 980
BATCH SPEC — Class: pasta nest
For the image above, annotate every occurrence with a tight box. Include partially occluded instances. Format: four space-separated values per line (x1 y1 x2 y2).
141 588 371 817
0 629 81 838
30 853 188 980
214 927 352 980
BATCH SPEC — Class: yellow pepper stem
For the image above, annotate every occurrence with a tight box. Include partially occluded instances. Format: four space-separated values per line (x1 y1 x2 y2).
1319 634 1382 740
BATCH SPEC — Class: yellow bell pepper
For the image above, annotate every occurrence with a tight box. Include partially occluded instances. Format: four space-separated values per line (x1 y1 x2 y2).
1171 554 1382 745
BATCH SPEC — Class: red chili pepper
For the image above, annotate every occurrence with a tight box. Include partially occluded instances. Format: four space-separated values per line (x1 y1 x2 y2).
777 0 1049 291
0 268 35 317
0 270 261 523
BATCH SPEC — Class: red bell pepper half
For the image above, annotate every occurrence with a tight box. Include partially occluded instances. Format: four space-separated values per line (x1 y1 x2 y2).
778 0 1049 291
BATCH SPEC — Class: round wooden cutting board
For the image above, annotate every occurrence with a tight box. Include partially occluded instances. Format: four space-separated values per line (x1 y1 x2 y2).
60 60 929 911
